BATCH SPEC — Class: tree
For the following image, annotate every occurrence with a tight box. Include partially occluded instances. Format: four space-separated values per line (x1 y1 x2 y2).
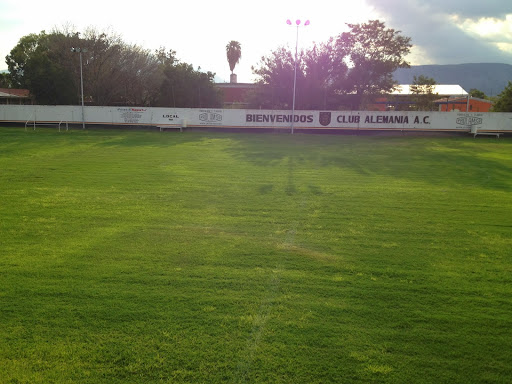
25 53 76 104
249 40 347 110
250 19 412 110
6 31 77 104
301 38 348 110
5 29 123 104
410 75 437 111
250 46 297 109
115 45 162 106
336 20 412 109
76 28 125 105
4 27 219 107
156 49 221 108
226 41 242 74
5 33 41 89
491 81 512 112
469 88 486 99
0 73 12 88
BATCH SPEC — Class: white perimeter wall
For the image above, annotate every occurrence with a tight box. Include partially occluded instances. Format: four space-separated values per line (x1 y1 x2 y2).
0 105 511 132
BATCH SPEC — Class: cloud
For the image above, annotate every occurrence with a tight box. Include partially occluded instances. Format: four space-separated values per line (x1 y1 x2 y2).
459 15 512 42
416 0 510 19
365 0 512 64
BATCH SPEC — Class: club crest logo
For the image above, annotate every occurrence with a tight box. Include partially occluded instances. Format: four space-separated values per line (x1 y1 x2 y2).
319 112 331 126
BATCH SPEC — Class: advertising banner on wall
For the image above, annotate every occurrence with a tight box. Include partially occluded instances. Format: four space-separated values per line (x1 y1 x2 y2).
0 105 510 134
114 107 151 125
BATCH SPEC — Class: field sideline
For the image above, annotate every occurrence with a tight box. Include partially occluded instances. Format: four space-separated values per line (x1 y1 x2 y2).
0 127 511 383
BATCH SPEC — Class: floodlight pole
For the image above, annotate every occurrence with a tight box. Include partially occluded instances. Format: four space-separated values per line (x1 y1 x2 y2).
287 19 309 134
292 25 298 135
71 47 86 129
79 50 85 129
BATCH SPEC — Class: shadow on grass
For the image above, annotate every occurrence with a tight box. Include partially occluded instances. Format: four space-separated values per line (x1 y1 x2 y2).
4 127 511 191
0 128 209 164
82 128 205 149
224 134 512 192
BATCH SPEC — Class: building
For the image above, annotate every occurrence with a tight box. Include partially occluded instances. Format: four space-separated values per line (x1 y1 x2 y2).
437 96 493 112
0 88 32 105
215 82 490 112
215 82 258 109
372 84 469 111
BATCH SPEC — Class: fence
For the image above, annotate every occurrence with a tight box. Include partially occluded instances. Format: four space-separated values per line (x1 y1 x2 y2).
1 105 511 134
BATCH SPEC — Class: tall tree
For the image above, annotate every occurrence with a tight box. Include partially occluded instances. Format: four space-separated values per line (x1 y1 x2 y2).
6 31 77 104
302 38 348 110
491 81 512 112
4 27 219 107
336 20 412 109
116 44 162 106
5 32 42 89
156 49 221 108
226 41 242 74
77 28 125 105
249 40 347 110
250 20 411 110
410 75 437 111
250 46 297 109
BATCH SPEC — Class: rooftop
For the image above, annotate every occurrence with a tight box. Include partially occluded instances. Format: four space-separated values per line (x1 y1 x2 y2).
0 88 30 98
391 84 468 96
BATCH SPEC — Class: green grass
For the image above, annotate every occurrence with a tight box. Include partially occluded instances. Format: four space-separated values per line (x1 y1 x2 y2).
1 127 511 383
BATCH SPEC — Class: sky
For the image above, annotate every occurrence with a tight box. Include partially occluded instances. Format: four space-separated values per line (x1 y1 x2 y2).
1 0 511 83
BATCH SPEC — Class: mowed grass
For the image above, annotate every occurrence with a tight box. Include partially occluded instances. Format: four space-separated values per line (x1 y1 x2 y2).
0 127 511 383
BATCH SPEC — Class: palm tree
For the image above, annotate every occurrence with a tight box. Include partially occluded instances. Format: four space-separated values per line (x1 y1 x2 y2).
226 41 242 75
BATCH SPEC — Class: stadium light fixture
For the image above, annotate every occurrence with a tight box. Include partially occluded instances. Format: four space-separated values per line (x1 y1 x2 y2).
71 47 87 129
286 19 310 134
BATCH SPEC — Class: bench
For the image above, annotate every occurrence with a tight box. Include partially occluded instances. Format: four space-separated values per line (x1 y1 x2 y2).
470 126 501 138
158 125 183 132
25 120 68 132
158 120 187 132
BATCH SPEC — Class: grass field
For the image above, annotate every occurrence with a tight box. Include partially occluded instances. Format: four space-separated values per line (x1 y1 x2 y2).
1 127 511 383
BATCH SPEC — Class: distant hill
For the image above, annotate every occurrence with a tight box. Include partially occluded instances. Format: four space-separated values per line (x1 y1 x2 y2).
393 63 512 97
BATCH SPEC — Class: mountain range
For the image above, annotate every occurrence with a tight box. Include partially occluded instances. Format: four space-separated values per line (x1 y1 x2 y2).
393 63 512 97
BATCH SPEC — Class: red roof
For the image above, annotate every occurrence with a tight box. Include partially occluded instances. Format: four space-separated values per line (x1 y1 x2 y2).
0 88 30 98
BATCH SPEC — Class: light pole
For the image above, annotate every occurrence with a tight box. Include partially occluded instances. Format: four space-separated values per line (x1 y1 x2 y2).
71 47 87 129
287 19 309 134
